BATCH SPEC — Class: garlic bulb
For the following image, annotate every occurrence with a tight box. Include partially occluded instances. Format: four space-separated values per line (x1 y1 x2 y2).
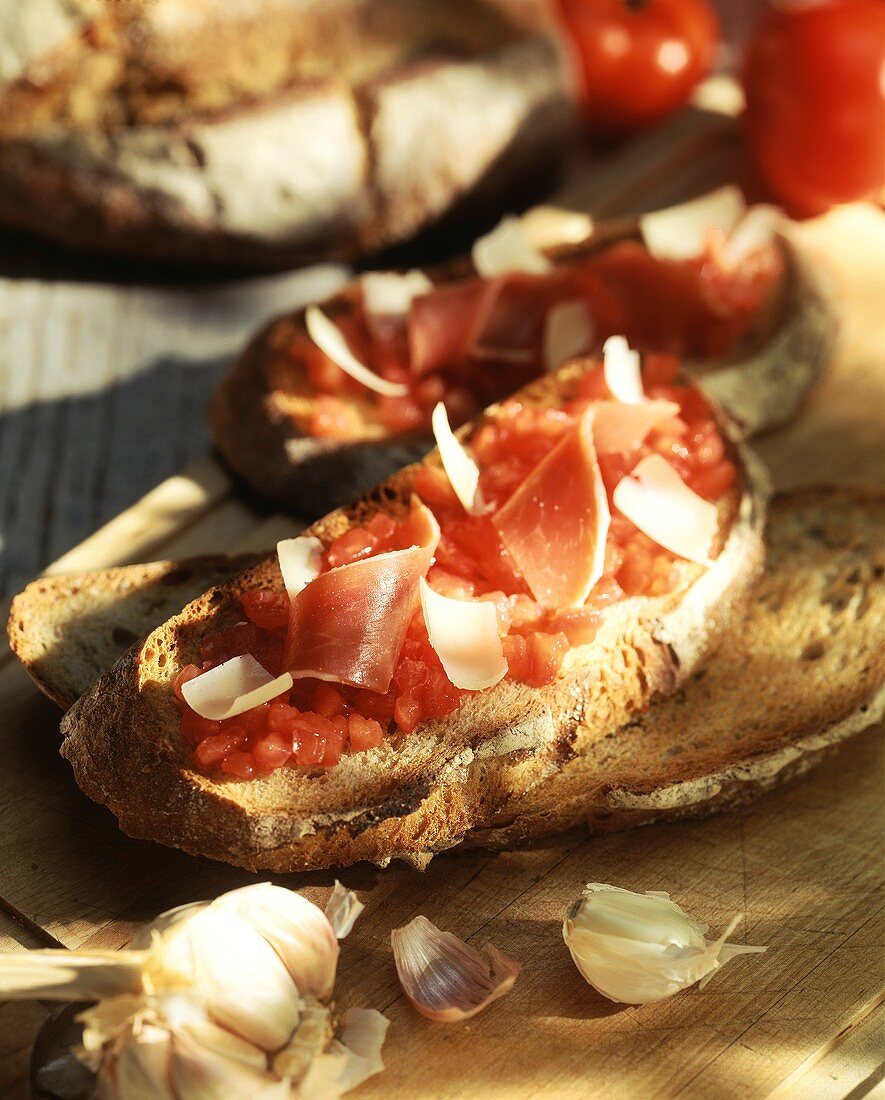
391 915 521 1022
563 883 767 1004
1 882 387 1099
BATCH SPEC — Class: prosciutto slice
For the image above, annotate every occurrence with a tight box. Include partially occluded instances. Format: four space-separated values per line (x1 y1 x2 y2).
493 411 610 609
407 279 497 376
591 399 681 456
283 501 439 693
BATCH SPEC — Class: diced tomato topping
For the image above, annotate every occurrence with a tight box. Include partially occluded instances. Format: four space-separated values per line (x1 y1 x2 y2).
180 709 221 745
241 589 290 631
220 751 257 779
326 527 379 569
311 681 349 717
309 396 360 439
193 728 246 769
377 393 427 433
252 731 293 771
173 663 203 703
348 714 385 751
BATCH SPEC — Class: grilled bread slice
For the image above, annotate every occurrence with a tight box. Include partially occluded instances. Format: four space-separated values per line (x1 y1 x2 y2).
10 488 880 868
54 362 768 872
209 223 836 516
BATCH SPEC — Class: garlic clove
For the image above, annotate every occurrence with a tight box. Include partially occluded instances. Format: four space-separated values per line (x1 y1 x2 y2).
112 1022 174 1100
214 883 339 1000
298 1008 390 1100
158 992 269 1070
324 882 365 940
186 905 303 1051
391 916 521 1022
564 884 767 1004
169 1028 287 1100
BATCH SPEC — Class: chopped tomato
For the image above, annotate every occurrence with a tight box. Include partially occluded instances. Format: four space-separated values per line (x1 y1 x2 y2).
348 714 385 752
310 396 360 439
241 589 289 631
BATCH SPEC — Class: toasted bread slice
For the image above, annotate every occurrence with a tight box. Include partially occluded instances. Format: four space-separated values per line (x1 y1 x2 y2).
7 555 261 711
10 488 880 872
56 362 768 872
209 227 836 516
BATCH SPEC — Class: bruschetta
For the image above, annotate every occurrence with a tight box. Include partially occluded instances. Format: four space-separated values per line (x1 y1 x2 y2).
58 350 768 870
10 487 882 863
209 187 837 515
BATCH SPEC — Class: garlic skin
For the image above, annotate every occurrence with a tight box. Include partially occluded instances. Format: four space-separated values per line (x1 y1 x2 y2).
391 915 521 1022
563 883 767 1005
0 882 386 1099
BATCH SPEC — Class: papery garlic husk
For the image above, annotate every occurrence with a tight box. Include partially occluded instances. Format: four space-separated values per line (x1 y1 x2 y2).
325 881 366 940
296 1008 390 1100
0 882 383 1099
391 915 521 1022
563 883 767 1004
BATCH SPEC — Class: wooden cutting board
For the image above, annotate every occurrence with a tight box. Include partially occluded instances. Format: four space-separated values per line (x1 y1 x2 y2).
1 86 883 1099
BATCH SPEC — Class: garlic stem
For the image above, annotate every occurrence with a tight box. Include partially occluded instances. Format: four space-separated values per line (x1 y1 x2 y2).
0 950 147 1001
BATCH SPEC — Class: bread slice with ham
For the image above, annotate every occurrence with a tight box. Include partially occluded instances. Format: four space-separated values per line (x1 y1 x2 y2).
208 194 838 516
10 487 882 870
52 358 770 872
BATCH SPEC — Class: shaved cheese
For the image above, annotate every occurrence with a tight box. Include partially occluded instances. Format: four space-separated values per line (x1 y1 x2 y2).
613 454 718 565
592 399 681 455
472 216 553 278
520 205 594 250
305 306 409 397
431 402 487 515
181 655 293 722
640 186 745 261
603 335 643 403
277 535 323 595
420 578 507 691
544 300 595 372
361 270 433 323
722 204 783 268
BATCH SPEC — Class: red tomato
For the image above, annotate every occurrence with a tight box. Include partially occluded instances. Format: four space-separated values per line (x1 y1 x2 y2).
742 1 885 216
555 0 720 133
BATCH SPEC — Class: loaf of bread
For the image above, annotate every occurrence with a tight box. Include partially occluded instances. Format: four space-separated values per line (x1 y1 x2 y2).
0 0 575 266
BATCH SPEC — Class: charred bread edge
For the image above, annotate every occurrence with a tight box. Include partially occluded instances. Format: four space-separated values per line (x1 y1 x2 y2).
59 373 768 872
208 232 834 516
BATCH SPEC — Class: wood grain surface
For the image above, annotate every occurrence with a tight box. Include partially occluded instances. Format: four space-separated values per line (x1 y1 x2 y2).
0 88 883 1100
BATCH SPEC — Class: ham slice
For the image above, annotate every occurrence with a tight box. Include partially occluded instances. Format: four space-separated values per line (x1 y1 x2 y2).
407 279 496 376
493 411 610 609
283 501 440 693
592 399 680 456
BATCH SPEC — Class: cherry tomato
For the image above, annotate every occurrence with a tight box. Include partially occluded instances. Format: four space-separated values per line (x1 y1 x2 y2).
555 0 720 133
742 0 885 217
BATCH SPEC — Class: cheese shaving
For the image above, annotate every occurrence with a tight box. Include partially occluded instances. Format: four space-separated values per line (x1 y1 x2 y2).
361 270 433 323
640 186 745 261
419 578 507 691
305 306 409 397
602 335 643 403
471 215 553 278
520 205 594 250
722 204 783 268
544 300 595 372
277 536 323 595
181 655 293 722
613 454 718 565
431 402 487 515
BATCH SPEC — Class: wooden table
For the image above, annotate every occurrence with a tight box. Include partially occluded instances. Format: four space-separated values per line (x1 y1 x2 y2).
0 95 883 1099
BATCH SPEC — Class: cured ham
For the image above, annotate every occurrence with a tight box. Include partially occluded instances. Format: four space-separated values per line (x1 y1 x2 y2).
283 501 440 693
407 279 496 377
591 399 681 456
612 454 718 565
492 411 610 609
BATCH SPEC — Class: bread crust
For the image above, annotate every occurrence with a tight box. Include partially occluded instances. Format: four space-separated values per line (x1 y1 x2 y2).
59 365 769 871
0 8 573 266
209 232 837 516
